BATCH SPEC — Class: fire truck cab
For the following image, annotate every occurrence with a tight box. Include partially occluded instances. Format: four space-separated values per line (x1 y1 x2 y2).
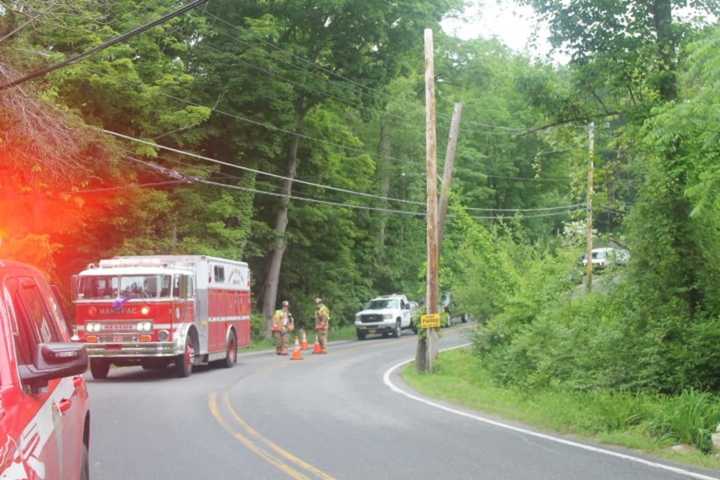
74 255 251 379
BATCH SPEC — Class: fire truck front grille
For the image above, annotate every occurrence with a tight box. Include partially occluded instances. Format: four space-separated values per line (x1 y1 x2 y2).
97 322 137 334
97 334 140 343
360 314 383 323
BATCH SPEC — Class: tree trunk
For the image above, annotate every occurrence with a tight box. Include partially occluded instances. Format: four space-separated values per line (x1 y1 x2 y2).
651 0 676 101
262 109 305 336
650 0 702 313
376 120 392 255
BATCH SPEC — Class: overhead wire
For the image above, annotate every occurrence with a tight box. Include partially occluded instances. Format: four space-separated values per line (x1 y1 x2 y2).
129 151 581 213
102 127 582 214
77 180 189 194
204 11 379 98
0 0 209 91
204 11 529 135
196 39 381 118
100 127 426 206
123 155 584 220
202 13 524 136
158 92 390 159
5 3 583 212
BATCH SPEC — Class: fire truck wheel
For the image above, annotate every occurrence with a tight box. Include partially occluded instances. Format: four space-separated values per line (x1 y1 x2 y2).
80 444 89 480
221 331 238 368
89 359 110 380
175 336 195 378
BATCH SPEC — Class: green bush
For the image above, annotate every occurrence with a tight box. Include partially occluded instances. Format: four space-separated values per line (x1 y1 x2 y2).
648 390 720 453
251 313 266 339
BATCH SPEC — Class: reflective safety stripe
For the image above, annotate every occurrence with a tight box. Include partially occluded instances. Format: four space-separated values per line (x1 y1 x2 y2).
208 315 250 323
77 322 175 332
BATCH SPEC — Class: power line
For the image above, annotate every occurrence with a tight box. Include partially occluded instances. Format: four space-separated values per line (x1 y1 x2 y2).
158 92 388 159
99 127 424 206
113 153 585 220
77 180 188 194
205 11 527 135
103 128 583 214
135 153 581 213
205 11 378 98
0 0 209 91
483 174 571 183
202 15 522 136
0 10 45 44
198 39 377 117
467 203 585 213
470 208 585 220
196 178 426 216
197 178 585 220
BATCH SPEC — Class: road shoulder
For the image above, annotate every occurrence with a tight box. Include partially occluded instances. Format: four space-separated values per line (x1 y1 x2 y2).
386 347 720 480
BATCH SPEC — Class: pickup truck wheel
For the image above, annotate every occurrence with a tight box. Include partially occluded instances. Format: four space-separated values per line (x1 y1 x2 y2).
410 322 418 334
89 359 110 380
175 336 194 378
220 331 238 368
356 329 366 340
393 321 401 338
79 443 89 480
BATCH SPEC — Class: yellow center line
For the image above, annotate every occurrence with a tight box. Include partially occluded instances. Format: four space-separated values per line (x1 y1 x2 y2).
222 392 336 480
208 331 461 479
208 392 312 480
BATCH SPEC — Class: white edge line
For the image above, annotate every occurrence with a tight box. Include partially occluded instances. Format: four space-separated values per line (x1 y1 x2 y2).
383 343 720 480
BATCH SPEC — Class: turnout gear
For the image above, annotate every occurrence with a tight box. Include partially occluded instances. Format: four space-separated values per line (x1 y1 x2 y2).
314 299 330 353
272 304 294 355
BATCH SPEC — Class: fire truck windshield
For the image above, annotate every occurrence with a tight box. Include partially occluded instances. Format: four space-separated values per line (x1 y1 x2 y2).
78 275 172 300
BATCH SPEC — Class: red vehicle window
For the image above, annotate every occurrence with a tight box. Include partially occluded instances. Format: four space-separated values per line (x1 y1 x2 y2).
7 277 62 365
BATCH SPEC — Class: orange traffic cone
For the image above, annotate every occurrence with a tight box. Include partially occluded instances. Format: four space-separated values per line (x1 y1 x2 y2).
291 337 303 361
301 330 309 351
312 335 323 354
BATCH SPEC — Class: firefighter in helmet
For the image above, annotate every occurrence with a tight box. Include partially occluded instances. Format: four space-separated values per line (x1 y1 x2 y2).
272 300 294 355
314 297 330 353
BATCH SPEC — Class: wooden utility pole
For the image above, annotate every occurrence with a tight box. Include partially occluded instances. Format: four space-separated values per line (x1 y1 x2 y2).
585 122 595 292
416 28 439 373
438 102 463 245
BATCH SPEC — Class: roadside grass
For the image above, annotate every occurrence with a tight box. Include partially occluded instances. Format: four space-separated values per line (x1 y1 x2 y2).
328 324 357 341
243 324 357 352
244 337 275 352
403 348 720 470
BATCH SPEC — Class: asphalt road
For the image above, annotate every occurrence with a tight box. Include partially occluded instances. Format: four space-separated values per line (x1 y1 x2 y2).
87 328 720 480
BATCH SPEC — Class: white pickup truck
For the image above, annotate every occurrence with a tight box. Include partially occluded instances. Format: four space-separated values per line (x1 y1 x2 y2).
354 294 415 340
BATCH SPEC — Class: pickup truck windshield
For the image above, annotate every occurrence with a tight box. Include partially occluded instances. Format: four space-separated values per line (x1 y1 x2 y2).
78 275 172 300
366 299 400 310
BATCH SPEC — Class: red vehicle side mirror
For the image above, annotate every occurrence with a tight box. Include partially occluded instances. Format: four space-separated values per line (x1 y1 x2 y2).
19 343 88 392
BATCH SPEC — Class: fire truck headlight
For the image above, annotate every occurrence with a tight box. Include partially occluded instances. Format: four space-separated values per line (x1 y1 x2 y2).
137 322 153 332
141 306 151 316
86 323 101 333
158 330 170 342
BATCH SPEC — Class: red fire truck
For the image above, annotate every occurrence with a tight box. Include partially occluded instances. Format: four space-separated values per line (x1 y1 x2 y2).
73 255 251 379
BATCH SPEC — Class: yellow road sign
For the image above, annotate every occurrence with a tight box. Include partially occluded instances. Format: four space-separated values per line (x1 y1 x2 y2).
420 313 441 329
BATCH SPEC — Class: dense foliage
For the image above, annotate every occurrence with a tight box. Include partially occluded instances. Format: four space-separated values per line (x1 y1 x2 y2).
0 0 577 326
5 4 720 450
